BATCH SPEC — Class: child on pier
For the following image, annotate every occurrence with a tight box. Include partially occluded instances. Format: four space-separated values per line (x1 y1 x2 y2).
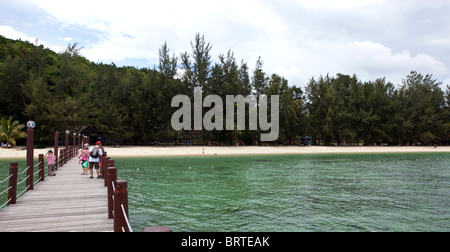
45 150 56 176
79 144 89 175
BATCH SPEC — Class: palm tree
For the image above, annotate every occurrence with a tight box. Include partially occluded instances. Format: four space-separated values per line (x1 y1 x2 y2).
0 117 27 146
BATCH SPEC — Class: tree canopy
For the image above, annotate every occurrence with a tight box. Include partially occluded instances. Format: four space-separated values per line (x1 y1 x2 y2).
0 34 448 146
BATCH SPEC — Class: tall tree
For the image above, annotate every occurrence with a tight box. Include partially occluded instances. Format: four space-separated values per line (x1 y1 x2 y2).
305 75 334 145
158 42 178 78
252 56 268 99
191 33 212 89
398 71 446 144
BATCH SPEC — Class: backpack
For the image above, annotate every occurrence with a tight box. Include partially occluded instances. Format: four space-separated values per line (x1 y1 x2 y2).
90 147 99 158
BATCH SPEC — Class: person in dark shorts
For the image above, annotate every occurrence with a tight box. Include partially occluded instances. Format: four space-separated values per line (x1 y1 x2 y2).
88 141 103 179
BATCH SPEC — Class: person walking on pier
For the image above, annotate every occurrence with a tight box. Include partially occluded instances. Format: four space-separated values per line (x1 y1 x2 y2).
45 150 56 176
88 141 103 179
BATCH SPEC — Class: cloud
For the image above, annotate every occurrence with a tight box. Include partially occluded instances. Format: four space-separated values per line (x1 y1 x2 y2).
295 0 385 10
3 0 449 89
0 24 66 53
26 0 290 70
0 25 36 42
307 40 448 85
343 41 447 74
427 38 450 47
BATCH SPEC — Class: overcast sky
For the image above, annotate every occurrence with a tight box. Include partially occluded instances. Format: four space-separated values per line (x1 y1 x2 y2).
1 0 449 89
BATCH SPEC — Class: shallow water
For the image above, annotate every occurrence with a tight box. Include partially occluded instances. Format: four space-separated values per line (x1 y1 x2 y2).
1 153 449 232
113 153 449 232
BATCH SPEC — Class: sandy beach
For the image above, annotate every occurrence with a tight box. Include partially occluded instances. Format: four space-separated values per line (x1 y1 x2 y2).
1 145 449 160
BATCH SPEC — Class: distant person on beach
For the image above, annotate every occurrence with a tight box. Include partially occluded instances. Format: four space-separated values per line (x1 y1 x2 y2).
79 144 89 175
1 142 11 148
88 141 103 179
45 150 56 176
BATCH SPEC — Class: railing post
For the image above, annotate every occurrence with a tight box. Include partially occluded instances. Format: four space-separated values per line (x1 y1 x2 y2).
54 131 59 170
73 133 76 156
38 154 45 182
26 127 34 191
99 152 104 178
103 157 111 186
65 130 69 152
7 162 18 206
114 180 129 232
59 149 63 168
107 167 117 219
102 152 107 178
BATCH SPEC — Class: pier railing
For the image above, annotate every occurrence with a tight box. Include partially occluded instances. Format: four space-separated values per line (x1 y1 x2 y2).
99 154 132 232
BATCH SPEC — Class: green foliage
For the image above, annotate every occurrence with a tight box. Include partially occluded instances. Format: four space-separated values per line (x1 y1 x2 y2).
0 116 27 146
306 72 448 145
0 34 448 146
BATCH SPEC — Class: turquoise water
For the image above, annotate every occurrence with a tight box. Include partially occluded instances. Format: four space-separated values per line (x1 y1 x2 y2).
1 153 449 232
112 153 449 232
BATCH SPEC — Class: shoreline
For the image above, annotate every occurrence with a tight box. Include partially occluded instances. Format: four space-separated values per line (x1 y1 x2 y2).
1 145 449 159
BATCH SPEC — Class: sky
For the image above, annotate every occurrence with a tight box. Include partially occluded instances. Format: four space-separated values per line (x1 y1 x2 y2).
1 0 449 89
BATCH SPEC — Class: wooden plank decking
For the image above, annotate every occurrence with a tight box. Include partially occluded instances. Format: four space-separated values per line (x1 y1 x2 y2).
0 158 113 232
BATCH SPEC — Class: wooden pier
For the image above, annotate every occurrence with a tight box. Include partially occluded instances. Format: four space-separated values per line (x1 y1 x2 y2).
0 157 113 232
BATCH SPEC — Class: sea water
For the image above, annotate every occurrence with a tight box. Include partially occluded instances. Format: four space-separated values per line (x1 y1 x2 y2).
1 153 449 232
113 153 450 232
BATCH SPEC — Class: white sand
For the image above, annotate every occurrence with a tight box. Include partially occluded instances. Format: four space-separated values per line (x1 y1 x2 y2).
1 145 449 160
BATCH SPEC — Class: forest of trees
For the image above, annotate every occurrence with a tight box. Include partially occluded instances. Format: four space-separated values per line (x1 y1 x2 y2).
1 34 449 146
